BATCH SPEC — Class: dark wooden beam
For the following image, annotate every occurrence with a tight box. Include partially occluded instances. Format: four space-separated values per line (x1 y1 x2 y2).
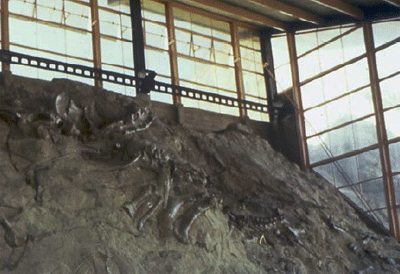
260 29 277 122
1 0 10 72
231 22 247 118
309 0 364 20
287 31 309 170
90 0 102 87
183 0 287 30
165 1 181 105
384 0 400 8
248 0 323 24
130 0 146 79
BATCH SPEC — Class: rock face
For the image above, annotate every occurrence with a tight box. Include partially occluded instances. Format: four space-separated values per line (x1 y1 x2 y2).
0 78 400 274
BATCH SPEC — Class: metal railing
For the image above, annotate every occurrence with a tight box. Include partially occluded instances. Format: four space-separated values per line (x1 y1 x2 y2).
0 50 271 114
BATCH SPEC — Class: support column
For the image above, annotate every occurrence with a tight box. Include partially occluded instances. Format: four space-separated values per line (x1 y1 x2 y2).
363 21 400 239
287 31 309 170
260 28 277 122
130 0 146 81
165 1 180 105
231 22 247 119
1 0 10 72
90 0 102 87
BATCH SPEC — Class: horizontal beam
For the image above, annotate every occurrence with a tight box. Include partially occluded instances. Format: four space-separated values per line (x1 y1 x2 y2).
384 0 400 8
247 0 324 24
182 0 288 30
309 0 364 20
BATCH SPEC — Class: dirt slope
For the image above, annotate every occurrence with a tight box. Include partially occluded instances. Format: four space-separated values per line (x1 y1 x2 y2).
0 78 399 274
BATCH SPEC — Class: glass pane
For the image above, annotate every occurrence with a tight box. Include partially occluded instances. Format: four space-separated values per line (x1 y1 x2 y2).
371 208 389 229
361 178 386 210
341 27 365 61
339 185 367 210
304 105 328 136
389 142 400 173
331 156 358 188
296 31 318 57
301 79 324 110
352 117 377 149
313 163 334 182
393 175 400 206
298 50 320 82
376 42 400 80
322 69 347 101
145 48 170 77
357 149 381 182
385 108 400 140
381 74 400 109
349 87 374 120
143 0 166 23
345 58 370 91
373 21 400 48
307 136 329 164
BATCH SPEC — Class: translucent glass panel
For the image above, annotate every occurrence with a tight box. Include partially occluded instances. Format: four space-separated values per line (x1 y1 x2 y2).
376 21 400 142
173 7 238 116
238 27 268 122
304 87 374 136
10 0 92 59
9 0 93 83
381 74 400 109
271 35 292 93
315 150 383 214
371 208 389 229
299 26 374 168
296 26 365 83
142 0 170 102
314 148 382 192
373 20 400 48
99 1 135 96
385 108 400 140
307 116 377 162
376 42 400 80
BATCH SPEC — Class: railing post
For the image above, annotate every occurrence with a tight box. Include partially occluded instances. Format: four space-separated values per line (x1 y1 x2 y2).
90 0 102 87
130 0 146 81
260 28 277 122
363 21 400 239
1 0 10 72
230 22 247 119
287 30 309 170
165 1 181 105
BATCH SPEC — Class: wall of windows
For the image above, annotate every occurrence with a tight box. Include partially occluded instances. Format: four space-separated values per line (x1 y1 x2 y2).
239 27 268 121
173 6 238 116
3 0 270 121
9 0 93 84
271 20 400 231
142 0 171 103
98 0 135 96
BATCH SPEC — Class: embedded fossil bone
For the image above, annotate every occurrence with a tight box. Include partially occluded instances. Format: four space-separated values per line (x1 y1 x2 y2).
173 196 216 244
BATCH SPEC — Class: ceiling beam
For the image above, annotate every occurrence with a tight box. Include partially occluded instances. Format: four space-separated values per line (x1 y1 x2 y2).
247 0 324 25
308 0 364 20
384 0 400 8
183 0 288 30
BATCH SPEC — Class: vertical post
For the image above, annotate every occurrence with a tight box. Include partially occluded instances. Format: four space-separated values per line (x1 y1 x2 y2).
130 0 146 79
1 0 10 72
363 21 400 239
231 22 247 118
287 31 309 170
165 1 180 105
90 0 102 87
260 28 277 122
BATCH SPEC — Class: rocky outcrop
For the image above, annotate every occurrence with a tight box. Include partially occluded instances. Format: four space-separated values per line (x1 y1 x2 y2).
0 78 399 274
